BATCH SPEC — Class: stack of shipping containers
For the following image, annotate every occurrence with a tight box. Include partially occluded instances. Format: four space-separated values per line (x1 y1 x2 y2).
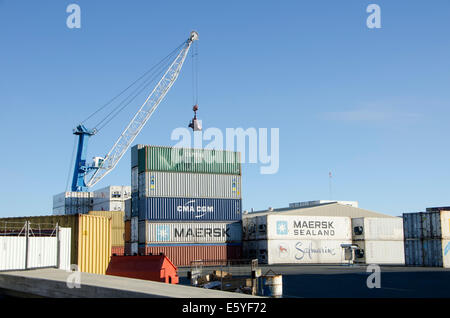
92 186 131 211
53 191 93 215
403 209 450 268
243 214 352 264
130 145 242 266
351 217 405 264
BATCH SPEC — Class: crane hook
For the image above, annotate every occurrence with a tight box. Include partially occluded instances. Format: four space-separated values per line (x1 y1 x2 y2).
188 104 202 131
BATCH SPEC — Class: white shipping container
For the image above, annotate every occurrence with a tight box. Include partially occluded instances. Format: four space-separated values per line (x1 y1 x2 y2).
257 239 351 265
93 185 131 204
92 200 125 212
138 221 242 244
131 217 139 242
138 171 242 199
352 217 404 241
247 215 352 241
353 240 405 265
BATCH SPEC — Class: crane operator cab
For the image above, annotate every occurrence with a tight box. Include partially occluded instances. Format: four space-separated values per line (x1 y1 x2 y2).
188 104 202 131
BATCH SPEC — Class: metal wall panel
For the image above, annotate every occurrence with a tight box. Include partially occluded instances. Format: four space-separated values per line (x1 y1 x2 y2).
59 227 71 271
138 244 242 267
138 221 242 244
352 217 404 241
138 171 242 199
353 240 405 264
139 197 242 221
0 237 26 271
27 237 57 269
138 145 241 175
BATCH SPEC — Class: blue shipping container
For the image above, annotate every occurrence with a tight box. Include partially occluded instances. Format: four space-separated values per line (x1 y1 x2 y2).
139 197 242 221
131 192 139 217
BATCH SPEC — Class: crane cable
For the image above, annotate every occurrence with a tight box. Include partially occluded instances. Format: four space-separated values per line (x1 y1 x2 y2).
94 57 174 133
79 41 186 131
191 40 199 106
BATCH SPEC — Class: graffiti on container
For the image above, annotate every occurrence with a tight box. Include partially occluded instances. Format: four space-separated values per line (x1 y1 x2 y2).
294 242 336 260
177 200 214 218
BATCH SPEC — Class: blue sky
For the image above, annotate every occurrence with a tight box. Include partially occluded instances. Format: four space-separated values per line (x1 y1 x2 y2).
0 0 449 217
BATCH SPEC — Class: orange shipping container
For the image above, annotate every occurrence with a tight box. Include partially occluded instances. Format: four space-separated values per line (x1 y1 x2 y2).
138 244 242 267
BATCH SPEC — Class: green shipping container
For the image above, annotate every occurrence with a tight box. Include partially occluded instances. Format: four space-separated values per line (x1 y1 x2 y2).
137 145 241 175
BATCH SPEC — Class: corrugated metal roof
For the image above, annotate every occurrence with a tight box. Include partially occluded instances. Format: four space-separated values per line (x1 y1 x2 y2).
243 202 397 218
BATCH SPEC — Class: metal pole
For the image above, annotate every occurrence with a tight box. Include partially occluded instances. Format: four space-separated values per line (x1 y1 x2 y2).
25 221 29 270
56 223 60 269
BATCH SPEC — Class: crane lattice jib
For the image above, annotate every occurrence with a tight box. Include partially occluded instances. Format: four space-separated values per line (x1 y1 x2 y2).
85 31 198 188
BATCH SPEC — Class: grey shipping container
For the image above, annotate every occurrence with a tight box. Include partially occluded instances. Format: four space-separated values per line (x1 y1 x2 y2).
137 145 241 175
138 197 242 221
138 221 242 244
404 239 450 267
138 171 242 199
403 211 450 240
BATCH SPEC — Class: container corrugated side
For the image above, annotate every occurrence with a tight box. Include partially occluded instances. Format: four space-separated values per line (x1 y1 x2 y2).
77 214 112 275
403 213 423 239
131 192 139 218
405 239 447 267
261 239 351 265
352 217 404 241
138 171 242 199
88 211 124 246
139 197 242 221
403 211 450 240
138 145 241 175
131 217 139 242
138 221 242 244
124 220 131 242
354 240 405 264
125 242 138 255
138 244 242 267
252 215 352 241
131 144 144 168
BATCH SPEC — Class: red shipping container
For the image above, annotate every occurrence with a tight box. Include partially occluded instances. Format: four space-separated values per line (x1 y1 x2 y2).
106 255 179 284
138 244 242 267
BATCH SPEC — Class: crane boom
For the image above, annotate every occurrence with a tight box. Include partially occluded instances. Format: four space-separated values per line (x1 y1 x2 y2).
83 31 198 189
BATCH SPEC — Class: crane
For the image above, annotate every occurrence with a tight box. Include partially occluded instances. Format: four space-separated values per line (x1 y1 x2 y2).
70 31 199 192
